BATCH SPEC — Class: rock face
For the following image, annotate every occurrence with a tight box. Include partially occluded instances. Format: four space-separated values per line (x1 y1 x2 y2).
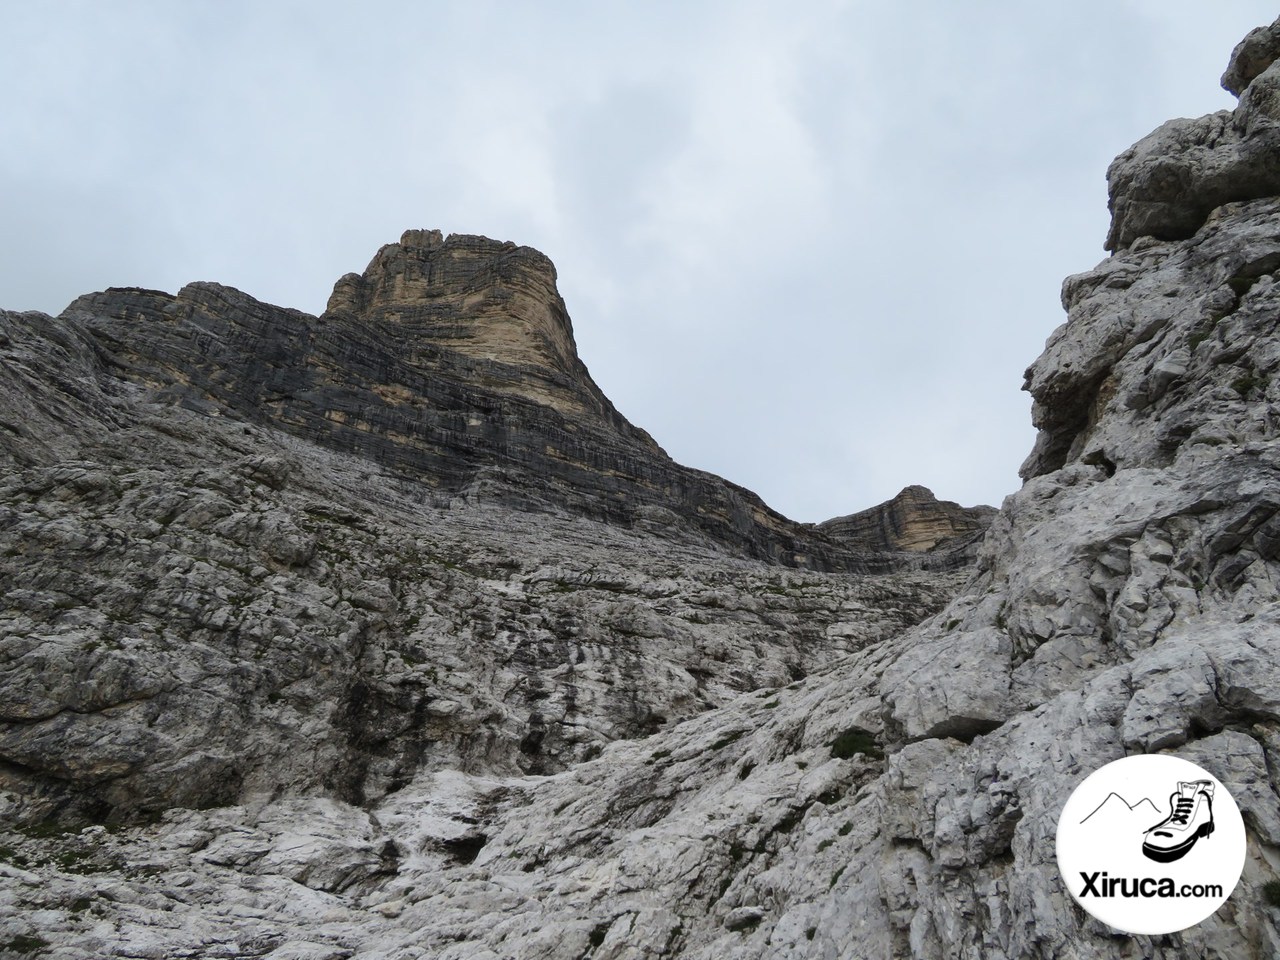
0 429 960 821
47 229 969 575
324 230 588 405
818 485 996 558
0 225 980 830
5 17 1280 960
0 311 971 829
1105 18 1280 252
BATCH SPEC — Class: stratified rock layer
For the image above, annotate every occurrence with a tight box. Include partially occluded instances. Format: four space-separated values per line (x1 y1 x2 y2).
49 229 971 575
818 485 996 557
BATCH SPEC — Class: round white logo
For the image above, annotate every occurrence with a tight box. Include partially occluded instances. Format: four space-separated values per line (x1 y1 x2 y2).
1056 754 1245 935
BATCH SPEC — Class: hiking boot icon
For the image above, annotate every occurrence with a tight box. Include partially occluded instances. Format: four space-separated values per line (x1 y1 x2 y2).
1142 780 1215 863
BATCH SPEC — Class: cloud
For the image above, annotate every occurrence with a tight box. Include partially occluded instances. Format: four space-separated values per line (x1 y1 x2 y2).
629 6 834 282
1 1 1277 521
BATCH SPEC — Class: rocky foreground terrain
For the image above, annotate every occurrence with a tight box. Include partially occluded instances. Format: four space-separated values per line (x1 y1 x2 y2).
4 17 1280 960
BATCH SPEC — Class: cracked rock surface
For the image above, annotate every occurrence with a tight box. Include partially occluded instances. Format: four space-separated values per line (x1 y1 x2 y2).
0 411 959 820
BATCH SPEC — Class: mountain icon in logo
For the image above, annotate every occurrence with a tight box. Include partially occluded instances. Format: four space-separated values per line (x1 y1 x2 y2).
1079 792 1161 827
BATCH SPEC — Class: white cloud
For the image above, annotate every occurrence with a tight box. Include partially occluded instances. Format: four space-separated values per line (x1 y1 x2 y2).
632 7 836 287
1 1 1277 520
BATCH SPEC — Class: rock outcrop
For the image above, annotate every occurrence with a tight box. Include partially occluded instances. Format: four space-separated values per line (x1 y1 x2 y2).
818 485 996 558
5 17 1280 960
1105 17 1280 252
0 224 983 831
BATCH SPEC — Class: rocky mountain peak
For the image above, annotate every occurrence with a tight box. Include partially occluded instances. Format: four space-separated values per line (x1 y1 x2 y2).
16 230 988 574
817 484 996 555
1221 17 1280 96
0 220 987 835
324 229 582 395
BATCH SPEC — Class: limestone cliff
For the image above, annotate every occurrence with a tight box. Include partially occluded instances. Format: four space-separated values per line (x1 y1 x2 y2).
818 485 996 556
5 17 1280 960
0 328 970 827
324 230 594 412
44 229 971 575
0 225 983 824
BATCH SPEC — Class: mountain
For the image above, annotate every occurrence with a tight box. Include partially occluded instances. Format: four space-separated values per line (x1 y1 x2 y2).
0 247 976 816
1079 792 1162 827
24 227 977 574
3 15 1280 960
819 485 997 557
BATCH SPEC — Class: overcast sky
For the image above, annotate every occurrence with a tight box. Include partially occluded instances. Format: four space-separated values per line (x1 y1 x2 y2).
3 2 1275 522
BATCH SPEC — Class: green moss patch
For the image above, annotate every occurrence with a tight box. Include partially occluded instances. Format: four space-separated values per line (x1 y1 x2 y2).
830 727 883 760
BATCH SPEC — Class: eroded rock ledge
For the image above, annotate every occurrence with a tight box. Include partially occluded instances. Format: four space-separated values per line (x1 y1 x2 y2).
1106 19 1280 252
